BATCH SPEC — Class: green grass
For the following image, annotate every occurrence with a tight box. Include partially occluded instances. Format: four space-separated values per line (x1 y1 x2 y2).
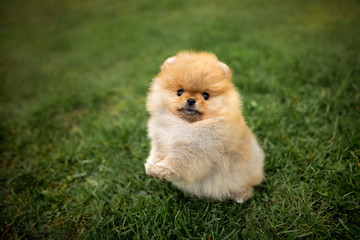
1 0 360 239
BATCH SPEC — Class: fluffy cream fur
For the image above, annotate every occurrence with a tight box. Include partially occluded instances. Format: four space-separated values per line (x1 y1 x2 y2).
145 51 264 203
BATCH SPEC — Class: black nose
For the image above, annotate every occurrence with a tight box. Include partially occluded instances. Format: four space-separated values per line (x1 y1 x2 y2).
187 98 196 106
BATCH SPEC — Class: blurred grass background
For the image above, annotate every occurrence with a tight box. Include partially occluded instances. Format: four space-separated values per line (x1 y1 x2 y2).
1 0 359 239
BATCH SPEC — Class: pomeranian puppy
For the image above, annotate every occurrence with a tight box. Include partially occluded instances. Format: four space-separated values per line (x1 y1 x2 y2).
145 51 264 203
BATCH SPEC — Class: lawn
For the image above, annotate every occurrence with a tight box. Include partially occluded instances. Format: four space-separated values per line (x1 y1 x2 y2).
1 0 359 239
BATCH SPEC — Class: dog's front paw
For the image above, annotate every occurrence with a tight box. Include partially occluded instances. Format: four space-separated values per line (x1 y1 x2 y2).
145 162 176 181
145 162 155 177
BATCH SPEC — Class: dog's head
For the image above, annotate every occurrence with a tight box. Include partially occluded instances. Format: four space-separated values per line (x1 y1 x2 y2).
147 51 241 122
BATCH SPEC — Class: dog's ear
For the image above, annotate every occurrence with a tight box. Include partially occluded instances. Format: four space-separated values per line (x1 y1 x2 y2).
219 61 232 80
161 56 176 71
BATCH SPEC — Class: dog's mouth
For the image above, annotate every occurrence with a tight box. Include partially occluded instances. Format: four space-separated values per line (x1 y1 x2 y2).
179 107 201 115
177 107 202 122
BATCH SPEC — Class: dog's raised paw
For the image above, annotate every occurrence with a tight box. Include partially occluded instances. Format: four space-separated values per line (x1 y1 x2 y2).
145 162 174 180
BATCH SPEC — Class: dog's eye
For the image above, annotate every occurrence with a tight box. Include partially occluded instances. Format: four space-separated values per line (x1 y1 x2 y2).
202 92 210 100
177 89 184 96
